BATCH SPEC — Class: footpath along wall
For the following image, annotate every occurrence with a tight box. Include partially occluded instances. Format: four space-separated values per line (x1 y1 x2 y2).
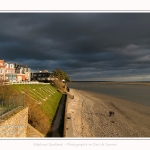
64 92 74 137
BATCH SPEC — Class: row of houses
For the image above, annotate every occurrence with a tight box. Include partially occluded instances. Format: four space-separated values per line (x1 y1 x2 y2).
0 60 31 82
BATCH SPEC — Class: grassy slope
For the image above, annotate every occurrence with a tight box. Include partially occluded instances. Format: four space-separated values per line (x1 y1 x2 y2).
10 84 62 123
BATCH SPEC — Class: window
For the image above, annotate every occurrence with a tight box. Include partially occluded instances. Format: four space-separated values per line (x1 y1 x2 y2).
10 64 14 68
10 70 14 73
38 74 42 77
5 63 8 68
33 74 37 77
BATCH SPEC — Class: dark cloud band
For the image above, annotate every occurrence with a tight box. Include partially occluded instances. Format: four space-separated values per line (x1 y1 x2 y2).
1 13 150 81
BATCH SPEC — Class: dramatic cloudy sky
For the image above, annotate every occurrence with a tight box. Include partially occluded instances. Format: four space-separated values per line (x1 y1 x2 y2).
1 13 150 81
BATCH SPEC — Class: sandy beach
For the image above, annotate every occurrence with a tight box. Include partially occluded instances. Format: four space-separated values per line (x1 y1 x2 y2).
65 88 150 137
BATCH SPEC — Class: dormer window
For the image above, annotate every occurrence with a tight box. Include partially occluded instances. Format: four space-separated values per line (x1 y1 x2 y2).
5 63 8 68
10 64 14 68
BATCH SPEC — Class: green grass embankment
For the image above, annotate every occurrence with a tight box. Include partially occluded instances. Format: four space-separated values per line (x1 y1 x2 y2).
10 84 62 135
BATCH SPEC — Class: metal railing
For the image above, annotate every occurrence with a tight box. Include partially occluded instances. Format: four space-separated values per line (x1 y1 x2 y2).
0 81 50 86
12 82 50 85
0 94 25 119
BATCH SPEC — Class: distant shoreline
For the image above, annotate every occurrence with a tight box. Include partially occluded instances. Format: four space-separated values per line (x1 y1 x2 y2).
68 81 150 86
67 81 150 107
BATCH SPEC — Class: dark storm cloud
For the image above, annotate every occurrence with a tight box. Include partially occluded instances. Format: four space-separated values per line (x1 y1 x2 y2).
1 13 150 81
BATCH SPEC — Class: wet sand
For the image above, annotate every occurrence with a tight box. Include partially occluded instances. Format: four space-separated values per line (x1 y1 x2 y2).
66 88 150 137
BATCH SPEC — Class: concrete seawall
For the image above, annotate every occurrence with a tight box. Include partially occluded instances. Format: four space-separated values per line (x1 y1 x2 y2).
64 93 74 137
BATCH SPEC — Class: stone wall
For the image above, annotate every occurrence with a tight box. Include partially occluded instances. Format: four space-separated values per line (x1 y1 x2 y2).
27 123 44 137
64 93 74 137
0 107 28 137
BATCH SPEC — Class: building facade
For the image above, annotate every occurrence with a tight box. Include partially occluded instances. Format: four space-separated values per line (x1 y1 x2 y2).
0 60 31 82
0 60 5 81
5 62 16 82
15 64 31 81
31 72 57 82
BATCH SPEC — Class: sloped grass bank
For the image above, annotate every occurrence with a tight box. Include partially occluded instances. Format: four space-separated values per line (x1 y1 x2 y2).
10 84 62 135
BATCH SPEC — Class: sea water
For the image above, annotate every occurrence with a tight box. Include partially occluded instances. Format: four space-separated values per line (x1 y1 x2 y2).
67 82 150 107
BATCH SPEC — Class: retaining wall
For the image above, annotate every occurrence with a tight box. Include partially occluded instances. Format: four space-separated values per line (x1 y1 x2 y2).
0 107 28 137
64 93 74 137
27 124 44 137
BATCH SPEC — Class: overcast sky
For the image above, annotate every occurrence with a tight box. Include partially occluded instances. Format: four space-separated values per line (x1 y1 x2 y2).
1 13 150 81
